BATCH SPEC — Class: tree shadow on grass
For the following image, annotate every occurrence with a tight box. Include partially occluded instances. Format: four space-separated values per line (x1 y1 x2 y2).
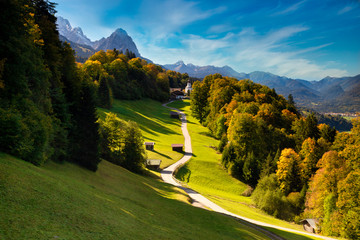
109 107 181 136
185 119 194 124
263 226 316 240
175 164 191 183
144 137 156 142
152 150 172 160
199 131 215 138
168 99 190 109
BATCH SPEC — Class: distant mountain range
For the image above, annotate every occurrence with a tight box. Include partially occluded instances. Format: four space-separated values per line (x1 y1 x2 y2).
57 16 141 61
164 61 360 113
163 61 245 79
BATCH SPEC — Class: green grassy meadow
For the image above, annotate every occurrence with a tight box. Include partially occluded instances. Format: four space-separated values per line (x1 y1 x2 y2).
98 99 184 169
1 99 328 240
169 100 324 240
0 152 272 240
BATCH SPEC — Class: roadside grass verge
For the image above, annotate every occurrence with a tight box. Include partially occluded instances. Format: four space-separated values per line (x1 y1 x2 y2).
0 152 272 240
98 99 184 169
169 100 325 240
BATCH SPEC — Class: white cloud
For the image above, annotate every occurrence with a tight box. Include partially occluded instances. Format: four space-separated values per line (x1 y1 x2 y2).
231 27 348 79
272 0 307 16
182 34 230 51
126 0 226 41
207 24 236 34
338 4 357 15
140 25 349 80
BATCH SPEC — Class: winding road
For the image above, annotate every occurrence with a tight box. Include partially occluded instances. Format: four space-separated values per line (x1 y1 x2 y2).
161 102 335 240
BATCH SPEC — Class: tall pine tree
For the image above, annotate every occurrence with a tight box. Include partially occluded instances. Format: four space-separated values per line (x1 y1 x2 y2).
98 75 112 109
72 81 100 171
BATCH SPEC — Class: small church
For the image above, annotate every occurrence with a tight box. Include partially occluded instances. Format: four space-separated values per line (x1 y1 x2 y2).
184 80 193 96
169 79 193 100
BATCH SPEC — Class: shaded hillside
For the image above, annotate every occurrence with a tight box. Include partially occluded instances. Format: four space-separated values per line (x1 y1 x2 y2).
0 153 270 239
299 108 353 132
59 35 95 62
252 73 360 113
308 74 360 112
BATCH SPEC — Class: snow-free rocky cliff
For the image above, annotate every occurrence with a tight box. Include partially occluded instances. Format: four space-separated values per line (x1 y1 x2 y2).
57 16 141 57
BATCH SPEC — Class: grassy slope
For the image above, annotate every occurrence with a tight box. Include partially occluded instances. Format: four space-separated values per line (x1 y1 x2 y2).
98 99 184 169
169 100 324 240
0 153 271 240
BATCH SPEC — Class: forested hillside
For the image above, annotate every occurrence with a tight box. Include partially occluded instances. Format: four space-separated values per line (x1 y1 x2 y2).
191 74 300 186
0 0 189 173
190 74 360 239
0 0 99 170
80 49 189 104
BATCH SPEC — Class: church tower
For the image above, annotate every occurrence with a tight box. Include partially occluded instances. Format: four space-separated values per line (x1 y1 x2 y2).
185 80 192 96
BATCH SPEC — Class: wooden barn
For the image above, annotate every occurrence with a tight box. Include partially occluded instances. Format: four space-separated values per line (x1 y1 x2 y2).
144 142 155 150
145 159 162 170
170 90 185 100
170 111 180 119
171 144 183 152
300 219 319 233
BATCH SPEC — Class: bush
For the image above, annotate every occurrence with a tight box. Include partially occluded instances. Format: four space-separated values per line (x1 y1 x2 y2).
122 121 146 173
98 113 146 173
0 108 25 156
287 192 303 214
221 143 237 169
218 134 228 153
0 102 53 166
241 186 254 197
252 174 294 220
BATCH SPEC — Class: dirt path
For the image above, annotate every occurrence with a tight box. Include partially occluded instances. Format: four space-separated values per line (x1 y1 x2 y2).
160 102 335 240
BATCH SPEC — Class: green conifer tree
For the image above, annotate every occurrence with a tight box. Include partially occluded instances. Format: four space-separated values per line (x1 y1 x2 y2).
98 75 112 109
72 82 100 171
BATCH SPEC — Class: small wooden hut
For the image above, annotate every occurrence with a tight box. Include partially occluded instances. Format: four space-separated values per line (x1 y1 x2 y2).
144 142 155 150
170 90 185 100
300 219 319 233
145 159 162 170
171 144 183 152
170 111 180 119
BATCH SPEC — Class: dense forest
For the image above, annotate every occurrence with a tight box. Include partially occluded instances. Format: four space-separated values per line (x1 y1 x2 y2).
191 74 360 239
0 0 173 173
0 0 100 170
307 110 353 132
79 49 190 106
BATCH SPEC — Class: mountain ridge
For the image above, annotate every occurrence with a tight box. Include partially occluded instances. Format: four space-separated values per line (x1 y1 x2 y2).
57 16 141 59
164 61 360 113
58 35 96 62
164 61 246 79
57 16 92 46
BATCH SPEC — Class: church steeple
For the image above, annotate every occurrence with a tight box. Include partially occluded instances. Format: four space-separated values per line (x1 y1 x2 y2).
185 80 192 96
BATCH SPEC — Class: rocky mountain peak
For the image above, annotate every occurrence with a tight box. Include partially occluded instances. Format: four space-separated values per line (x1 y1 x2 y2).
114 28 128 36
57 16 142 58
92 28 140 57
57 16 72 34
175 60 185 65
73 27 84 35
56 16 92 46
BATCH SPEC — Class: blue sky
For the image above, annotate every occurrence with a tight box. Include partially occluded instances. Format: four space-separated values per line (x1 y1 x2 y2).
54 0 360 80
